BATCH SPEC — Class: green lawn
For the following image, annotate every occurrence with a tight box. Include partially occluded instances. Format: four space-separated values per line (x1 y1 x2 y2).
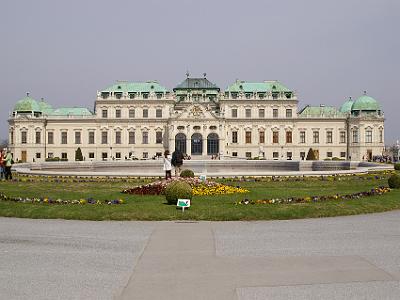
0 173 399 221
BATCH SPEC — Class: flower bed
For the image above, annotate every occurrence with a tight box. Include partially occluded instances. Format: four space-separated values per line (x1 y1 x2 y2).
235 186 391 205
122 177 249 196
0 193 124 205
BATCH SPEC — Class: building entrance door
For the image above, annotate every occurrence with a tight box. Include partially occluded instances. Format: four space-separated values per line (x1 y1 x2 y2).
21 150 27 162
191 133 203 155
367 149 372 161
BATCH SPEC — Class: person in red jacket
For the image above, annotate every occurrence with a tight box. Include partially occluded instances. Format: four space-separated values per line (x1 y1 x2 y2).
0 149 5 180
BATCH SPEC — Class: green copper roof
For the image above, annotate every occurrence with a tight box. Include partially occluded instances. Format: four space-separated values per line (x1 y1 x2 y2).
226 80 291 93
48 107 93 116
299 105 345 117
351 94 380 111
38 99 53 111
174 77 220 91
339 97 354 113
14 95 42 112
101 81 168 93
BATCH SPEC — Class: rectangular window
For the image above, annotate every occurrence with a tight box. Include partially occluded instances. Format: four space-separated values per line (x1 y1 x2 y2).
89 152 95 159
340 152 346 158
352 130 359 143
143 109 148 118
102 152 108 160
258 109 265 118
142 132 148 144
245 108 251 118
143 152 148 159
101 132 108 144
286 109 292 118
129 109 135 118
35 131 41 144
340 131 346 143
21 131 27 144
287 152 292 159
10 131 14 144
231 108 237 118
245 131 252 144
300 131 306 143
232 152 238 157
115 109 121 118
129 131 135 144
313 131 319 143
89 132 95 144
232 131 238 144
156 109 162 118
273 132 279 144
129 93 135 99
379 129 383 143
365 130 372 143
259 131 265 144
116 152 121 159
156 132 163 144
273 152 279 159
326 131 333 144
102 109 108 118
142 93 149 99
273 109 278 118
36 153 41 159
245 152 252 158
115 132 121 144
48 132 54 144
61 153 67 159
327 152 333 158
300 152 306 159
61 132 68 144
286 131 292 143
75 132 81 144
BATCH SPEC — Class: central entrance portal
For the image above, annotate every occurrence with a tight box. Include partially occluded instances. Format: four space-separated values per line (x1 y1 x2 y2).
191 133 203 155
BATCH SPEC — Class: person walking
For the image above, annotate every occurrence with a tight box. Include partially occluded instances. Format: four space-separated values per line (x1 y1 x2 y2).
3 150 13 180
171 149 184 177
0 149 5 180
163 150 172 180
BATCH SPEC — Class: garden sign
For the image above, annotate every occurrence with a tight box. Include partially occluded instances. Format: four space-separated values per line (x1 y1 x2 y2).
177 199 190 212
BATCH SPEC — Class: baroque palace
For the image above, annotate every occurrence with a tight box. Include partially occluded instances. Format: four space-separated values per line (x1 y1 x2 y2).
8 75 384 162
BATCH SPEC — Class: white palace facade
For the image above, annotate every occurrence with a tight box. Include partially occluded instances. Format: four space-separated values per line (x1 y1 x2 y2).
8 75 385 162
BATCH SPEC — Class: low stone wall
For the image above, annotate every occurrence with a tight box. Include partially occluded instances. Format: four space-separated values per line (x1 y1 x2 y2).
12 160 393 177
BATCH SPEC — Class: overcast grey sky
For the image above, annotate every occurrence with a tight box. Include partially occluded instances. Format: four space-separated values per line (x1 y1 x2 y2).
1 0 399 143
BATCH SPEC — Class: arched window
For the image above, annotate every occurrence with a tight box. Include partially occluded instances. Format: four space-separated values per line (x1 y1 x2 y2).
191 133 203 155
175 133 186 154
207 133 219 155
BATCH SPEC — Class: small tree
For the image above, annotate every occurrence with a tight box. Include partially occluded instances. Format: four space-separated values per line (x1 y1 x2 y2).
306 148 317 160
75 147 83 161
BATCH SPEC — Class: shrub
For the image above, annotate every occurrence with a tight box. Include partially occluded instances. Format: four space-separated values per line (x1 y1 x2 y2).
394 163 400 171
180 169 195 178
388 174 400 189
306 148 317 160
165 180 192 205
75 147 83 161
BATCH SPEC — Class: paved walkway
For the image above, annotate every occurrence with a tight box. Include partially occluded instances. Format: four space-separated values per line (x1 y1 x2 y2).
1 211 400 299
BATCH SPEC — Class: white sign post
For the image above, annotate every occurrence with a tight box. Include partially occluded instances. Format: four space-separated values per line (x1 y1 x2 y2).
177 199 191 212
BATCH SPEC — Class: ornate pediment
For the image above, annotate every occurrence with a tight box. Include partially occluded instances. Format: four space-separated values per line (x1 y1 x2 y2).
175 104 218 120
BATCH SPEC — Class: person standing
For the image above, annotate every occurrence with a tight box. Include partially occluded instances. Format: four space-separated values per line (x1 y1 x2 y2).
3 150 13 180
163 150 172 180
171 149 184 177
0 149 5 180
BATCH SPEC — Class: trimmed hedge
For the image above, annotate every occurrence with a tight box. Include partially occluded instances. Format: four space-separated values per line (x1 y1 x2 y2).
394 163 400 171
165 181 192 205
180 169 195 178
388 174 400 189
